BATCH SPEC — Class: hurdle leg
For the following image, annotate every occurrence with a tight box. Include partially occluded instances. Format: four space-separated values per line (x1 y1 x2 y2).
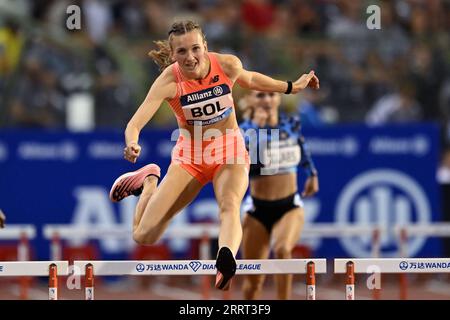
85 264 94 300
19 277 29 300
306 261 316 300
223 288 231 300
200 233 210 300
18 232 30 300
371 228 381 300
399 228 408 300
346 261 355 300
399 272 408 300
51 232 62 261
48 264 58 300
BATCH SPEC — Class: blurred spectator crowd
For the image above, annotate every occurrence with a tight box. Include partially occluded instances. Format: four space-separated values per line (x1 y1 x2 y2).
0 0 450 142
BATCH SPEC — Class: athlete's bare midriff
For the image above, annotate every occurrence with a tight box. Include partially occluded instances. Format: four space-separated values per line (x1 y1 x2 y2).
250 172 298 200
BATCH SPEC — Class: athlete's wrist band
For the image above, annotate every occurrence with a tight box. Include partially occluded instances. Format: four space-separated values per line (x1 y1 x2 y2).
285 81 293 94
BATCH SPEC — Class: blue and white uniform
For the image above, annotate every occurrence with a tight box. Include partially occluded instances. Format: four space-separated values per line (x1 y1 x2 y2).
240 113 317 178
239 112 317 232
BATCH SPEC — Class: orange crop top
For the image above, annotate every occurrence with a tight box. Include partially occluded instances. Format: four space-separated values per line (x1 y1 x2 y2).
168 52 235 126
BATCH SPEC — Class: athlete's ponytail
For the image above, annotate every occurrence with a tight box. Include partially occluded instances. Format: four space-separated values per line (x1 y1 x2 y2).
148 40 172 72
148 20 206 72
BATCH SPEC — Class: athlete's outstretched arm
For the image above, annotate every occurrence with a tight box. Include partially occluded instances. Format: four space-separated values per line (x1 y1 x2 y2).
221 54 319 94
124 70 176 163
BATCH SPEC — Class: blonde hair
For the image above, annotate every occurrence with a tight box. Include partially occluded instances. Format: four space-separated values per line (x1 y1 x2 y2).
148 20 206 72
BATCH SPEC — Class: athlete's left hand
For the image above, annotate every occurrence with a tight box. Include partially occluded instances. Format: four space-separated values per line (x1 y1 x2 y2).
301 176 319 198
293 71 320 93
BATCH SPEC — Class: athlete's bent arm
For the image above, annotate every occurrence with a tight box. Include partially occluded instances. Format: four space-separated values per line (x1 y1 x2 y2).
220 54 319 94
298 135 319 198
124 70 177 163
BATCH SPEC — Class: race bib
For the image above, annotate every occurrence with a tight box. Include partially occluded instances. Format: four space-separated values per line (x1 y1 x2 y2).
261 139 301 173
180 84 233 126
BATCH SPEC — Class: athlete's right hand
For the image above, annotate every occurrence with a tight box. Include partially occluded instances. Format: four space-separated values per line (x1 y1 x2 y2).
124 142 141 163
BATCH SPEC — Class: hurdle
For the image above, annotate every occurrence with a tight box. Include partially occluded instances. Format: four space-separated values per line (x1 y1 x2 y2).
43 223 382 299
0 261 69 300
0 224 37 299
43 223 222 299
395 223 450 257
334 258 450 300
394 223 450 300
74 259 327 300
44 223 383 299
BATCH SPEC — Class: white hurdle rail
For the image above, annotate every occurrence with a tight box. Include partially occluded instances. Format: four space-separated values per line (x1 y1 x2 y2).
395 223 450 237
43 223 385 258
0 261 69 300
74 259 327 300
334 258 450 300
43 223 384 240
393 223 450 300
0 225 36 240
43 224 221 261
394 223 450 256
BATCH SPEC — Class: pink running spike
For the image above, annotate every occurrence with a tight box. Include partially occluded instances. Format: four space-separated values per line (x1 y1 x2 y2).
109 164 160 202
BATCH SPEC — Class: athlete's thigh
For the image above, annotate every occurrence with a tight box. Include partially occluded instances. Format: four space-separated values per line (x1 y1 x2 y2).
139 163 203 226
242 214 270 285
271 207 304 250
242 214 271 259
212 164 249 205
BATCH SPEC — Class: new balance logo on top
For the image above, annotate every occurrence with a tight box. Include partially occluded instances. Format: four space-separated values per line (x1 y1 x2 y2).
209 75 219 85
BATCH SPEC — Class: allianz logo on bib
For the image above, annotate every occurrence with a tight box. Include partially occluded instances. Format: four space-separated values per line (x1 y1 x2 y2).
181 84 230 106
187 91 212 103
212 86 223 96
